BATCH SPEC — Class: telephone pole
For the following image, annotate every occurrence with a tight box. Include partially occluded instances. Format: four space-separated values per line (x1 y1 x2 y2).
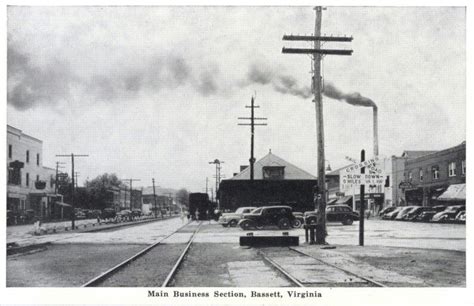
74 172 80 189
152 178 158 218
123 178 141 210
56 153 89 229
282 6 352 244
55 161 66 194
238 95 267 180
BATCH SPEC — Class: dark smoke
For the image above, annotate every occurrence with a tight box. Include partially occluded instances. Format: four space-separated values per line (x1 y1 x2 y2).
245 63 312 99
7 45 222 110
323 82 377 109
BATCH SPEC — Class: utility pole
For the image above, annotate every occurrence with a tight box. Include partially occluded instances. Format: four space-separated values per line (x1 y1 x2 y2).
56 153 89 230
359 149 366 246
74 172 80 189
209 159 224 209
282 6 352 244
55 161 66 194
238 95 267 180
123 178 141 210
152 178 158 218
206 177 209 195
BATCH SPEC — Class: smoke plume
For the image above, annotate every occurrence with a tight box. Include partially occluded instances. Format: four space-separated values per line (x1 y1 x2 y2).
244 63 312 99
323 82 377 109
7 44 221 110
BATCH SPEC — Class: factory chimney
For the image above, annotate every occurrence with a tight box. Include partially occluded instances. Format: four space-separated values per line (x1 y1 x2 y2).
373 107 378 157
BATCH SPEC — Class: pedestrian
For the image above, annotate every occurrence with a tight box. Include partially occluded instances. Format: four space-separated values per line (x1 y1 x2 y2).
180 210 186 223
97 215 101 225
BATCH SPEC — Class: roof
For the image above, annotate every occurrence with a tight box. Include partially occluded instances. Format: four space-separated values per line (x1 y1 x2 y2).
326 165 352 176
401 151 438 159
228 152 317 180
437 184 466 201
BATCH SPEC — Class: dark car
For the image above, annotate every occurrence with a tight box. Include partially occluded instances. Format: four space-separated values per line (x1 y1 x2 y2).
218 206 257 227
238 206 296 230
415 205 446 222
131 209 142 218
432 205 465 222
304 205 359 225
382 207 404 220
102 208 117 219
379 206 397 217
403 206 434 221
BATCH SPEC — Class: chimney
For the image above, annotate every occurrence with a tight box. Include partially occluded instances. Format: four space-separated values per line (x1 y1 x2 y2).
373 107 379 157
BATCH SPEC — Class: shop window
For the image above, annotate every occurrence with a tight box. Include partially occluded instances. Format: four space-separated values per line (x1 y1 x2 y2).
419 169 423 181
26 150 30 163
432 166 439 180
462 160 466 175
448 162 456 177
8 145 12 159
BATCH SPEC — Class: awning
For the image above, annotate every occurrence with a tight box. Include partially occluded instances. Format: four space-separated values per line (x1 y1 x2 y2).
336 196 352 204
436 184 466 201
54 202 72 207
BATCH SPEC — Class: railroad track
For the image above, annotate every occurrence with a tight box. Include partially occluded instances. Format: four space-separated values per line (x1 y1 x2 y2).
81 221 202 287
259 247 385 288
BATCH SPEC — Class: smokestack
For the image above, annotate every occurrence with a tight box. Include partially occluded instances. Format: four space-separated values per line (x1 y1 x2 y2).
373 107 378 157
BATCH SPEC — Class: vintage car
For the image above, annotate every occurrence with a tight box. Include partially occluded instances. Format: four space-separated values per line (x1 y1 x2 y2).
304 205 359 226
238 206 296 230
218 206 257 227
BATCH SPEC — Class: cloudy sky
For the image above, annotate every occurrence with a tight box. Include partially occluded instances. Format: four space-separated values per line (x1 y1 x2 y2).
7 6 466 192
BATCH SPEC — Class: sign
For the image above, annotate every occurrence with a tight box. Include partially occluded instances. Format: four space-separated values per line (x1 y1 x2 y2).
341 173 385 186
344 156 380 174
345 156 358 164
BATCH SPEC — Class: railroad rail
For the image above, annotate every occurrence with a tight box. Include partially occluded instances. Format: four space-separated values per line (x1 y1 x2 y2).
81 221 202 287
259 247 385 288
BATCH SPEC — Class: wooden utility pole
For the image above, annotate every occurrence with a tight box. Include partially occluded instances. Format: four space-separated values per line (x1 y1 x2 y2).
152 178 158 218
359 149 366 246
238 96 267 180
282 6 353 244
56 153 89 229
123 178 141 210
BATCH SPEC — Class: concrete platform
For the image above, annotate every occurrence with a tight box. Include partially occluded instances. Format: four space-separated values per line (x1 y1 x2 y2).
240 235 299 247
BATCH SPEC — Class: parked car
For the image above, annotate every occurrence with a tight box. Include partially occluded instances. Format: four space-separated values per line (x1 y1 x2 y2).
432 205 465 222
378 206 397 217
292 212 304 228
238 206 296 230
102 208 116 219
74 210 86 220
131 209 142 218
382 207 404 220
396 206 421 221
218 206 257 227
117 210 132 220
455 211 466 222
415 205 446 222
403 207 433 221
303 205 359 225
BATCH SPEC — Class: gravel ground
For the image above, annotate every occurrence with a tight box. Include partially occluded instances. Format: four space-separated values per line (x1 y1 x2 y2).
170 243 292 287
7 243 146 287
97 243 187 287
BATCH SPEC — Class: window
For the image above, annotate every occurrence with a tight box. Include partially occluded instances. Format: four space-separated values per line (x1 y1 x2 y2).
419 169 423 181
8 145 12 159
26 150 29 163
36 175 40 182
448 162 456 177
262 166 285 180
37 153 40 166
462 160 466 175
26 173 30 186
408 172 413 181
8 168 21 185
50 175 54 188
432 166 440 180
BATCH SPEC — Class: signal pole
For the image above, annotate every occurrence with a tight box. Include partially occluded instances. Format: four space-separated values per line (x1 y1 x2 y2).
55 161 66 194
56 153 89 229
238 95 267 180
282 6 353 244
123 178 141 210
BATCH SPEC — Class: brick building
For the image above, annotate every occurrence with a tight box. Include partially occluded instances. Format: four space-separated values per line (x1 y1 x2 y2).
400 142 466 206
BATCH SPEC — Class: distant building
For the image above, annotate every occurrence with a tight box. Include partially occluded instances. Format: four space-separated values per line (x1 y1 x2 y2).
218 151 318 212
400 142 466 206
7 125 61 221
142 187 178 215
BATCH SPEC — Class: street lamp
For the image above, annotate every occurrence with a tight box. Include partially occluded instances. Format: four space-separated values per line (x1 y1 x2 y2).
325 160 332 172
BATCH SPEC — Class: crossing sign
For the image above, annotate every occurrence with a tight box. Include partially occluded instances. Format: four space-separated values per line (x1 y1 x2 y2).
341 173 385 186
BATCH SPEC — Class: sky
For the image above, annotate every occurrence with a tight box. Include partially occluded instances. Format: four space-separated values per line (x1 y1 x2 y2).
6 6 466 192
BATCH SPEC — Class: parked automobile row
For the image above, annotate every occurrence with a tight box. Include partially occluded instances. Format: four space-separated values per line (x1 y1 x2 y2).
218 204 360 230
379 205 465 223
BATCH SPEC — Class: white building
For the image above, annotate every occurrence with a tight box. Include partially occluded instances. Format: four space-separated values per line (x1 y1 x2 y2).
7 125 60 221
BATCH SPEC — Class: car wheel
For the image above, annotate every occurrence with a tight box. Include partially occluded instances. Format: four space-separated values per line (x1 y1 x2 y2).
240 220 252 230
306 217 317 225
222 224 228 228
255 223 265 230
342 217 353 225
292 219 302 228
278 218 290 229
229 219 238 227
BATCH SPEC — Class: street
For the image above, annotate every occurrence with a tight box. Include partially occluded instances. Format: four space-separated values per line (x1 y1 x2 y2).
7 217 465 287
